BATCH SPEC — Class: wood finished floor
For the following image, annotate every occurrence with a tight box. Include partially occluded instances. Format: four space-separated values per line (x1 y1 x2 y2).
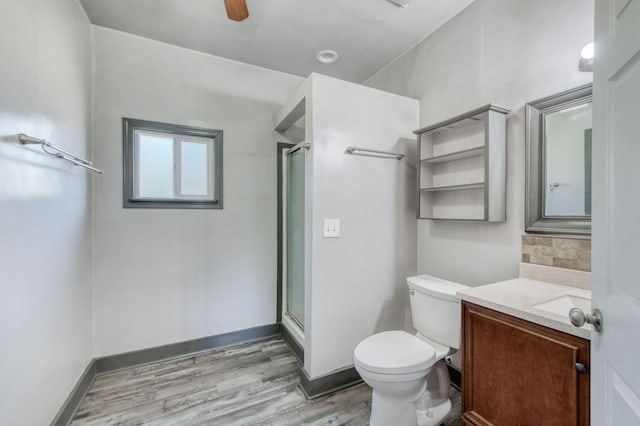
71 336 461 425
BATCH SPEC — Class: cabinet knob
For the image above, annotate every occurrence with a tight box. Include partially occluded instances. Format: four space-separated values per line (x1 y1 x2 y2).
575 363 588 373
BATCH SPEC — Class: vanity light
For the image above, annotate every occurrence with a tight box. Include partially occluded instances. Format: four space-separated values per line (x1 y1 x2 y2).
316 50 339 64
579 42 594 72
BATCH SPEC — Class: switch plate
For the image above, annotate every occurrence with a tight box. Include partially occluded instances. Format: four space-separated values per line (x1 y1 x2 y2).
323 219 340 238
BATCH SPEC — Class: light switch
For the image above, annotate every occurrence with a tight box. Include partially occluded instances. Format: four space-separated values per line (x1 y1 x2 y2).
323 219 340 238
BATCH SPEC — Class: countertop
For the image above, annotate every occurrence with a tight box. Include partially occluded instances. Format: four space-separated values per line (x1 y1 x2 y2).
457 277 592 340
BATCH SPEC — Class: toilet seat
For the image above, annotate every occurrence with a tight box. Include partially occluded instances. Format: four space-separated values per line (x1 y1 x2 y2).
354 331 436 374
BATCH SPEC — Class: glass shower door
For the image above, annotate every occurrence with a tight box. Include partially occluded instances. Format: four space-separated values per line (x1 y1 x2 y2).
286 148 305 329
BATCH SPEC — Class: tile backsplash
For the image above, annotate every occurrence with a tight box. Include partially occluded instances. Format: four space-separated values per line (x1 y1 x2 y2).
522 235 591 272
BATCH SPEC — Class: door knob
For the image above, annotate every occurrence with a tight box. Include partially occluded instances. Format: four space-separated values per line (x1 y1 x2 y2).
569 307 603 332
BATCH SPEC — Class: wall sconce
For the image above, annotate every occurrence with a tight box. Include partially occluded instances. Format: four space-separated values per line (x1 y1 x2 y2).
579 42 594 72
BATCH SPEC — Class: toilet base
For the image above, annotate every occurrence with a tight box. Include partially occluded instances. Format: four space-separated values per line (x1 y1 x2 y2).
416 399 451 426
369 388 422 426
366 361 453 426
369 391 452 426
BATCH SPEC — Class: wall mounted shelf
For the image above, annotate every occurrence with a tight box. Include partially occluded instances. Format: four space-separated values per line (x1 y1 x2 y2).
420 146 485 164
414 104 509 221
420 182 485 192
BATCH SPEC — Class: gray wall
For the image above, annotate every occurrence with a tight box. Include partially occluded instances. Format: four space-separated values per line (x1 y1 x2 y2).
0 0 93 424
91 27 303 356
365 0 594 285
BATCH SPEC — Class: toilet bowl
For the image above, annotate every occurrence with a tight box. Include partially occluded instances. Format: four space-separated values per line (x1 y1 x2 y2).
354 331 452 426
354 275 468 426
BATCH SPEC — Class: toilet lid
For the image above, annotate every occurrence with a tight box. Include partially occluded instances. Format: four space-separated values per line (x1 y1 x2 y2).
354 331 436 374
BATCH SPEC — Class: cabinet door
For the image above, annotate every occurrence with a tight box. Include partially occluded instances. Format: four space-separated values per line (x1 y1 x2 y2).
461 302 589 426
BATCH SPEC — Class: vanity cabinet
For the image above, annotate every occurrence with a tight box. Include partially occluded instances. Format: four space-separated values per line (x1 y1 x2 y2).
414 104 509 221
461 301 590 426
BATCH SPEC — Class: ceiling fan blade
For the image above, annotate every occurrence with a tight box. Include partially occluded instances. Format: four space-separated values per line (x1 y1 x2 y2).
224 0 249 22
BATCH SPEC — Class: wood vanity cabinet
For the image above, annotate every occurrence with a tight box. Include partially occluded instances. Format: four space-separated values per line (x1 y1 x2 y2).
461 301 590 426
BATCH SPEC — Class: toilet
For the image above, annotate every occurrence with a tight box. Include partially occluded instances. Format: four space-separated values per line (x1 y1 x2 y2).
354 275 469 426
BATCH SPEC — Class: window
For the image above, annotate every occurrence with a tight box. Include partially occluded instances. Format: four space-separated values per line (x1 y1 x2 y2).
123 118 223 209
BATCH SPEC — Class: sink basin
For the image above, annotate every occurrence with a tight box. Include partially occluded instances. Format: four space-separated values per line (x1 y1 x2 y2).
533 295 592 317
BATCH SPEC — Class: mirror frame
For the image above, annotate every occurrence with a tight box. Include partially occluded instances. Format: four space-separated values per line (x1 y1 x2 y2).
525 83 593 235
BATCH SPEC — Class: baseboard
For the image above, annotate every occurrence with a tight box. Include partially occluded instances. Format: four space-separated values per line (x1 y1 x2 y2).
298 361 460 400
52 323 279 425
50 361 97 426
280 323 304 365
95 323 280 373
298 366 362 400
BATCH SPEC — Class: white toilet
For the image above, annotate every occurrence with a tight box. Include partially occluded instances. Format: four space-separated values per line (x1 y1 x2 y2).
354 275 469 426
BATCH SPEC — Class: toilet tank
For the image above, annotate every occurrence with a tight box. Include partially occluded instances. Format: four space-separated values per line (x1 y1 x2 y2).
407 275 469 350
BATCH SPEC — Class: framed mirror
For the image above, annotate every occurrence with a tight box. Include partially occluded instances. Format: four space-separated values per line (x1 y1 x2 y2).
525 84 592 235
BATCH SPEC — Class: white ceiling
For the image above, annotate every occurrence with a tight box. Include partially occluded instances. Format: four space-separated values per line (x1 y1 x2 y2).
79 0 474 83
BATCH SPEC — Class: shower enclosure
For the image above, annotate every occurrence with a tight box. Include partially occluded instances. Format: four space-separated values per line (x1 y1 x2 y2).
274 74 418 386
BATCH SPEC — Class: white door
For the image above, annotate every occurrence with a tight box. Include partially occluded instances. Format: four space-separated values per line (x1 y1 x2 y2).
592 0 640 424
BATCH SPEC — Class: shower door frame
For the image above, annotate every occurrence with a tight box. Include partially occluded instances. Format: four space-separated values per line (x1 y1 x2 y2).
276 142 294 324
276 142 308 345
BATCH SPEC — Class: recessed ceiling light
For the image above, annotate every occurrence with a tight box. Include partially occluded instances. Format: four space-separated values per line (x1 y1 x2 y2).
316 50 339 64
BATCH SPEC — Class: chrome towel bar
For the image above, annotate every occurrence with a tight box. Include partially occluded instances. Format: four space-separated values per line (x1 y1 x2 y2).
345 146 406 160
18 133 103 174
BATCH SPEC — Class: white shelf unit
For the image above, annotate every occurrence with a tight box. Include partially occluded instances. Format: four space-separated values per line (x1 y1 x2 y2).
415 104 509 221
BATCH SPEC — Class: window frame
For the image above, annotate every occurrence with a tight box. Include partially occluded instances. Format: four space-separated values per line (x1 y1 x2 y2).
123 118 223 209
